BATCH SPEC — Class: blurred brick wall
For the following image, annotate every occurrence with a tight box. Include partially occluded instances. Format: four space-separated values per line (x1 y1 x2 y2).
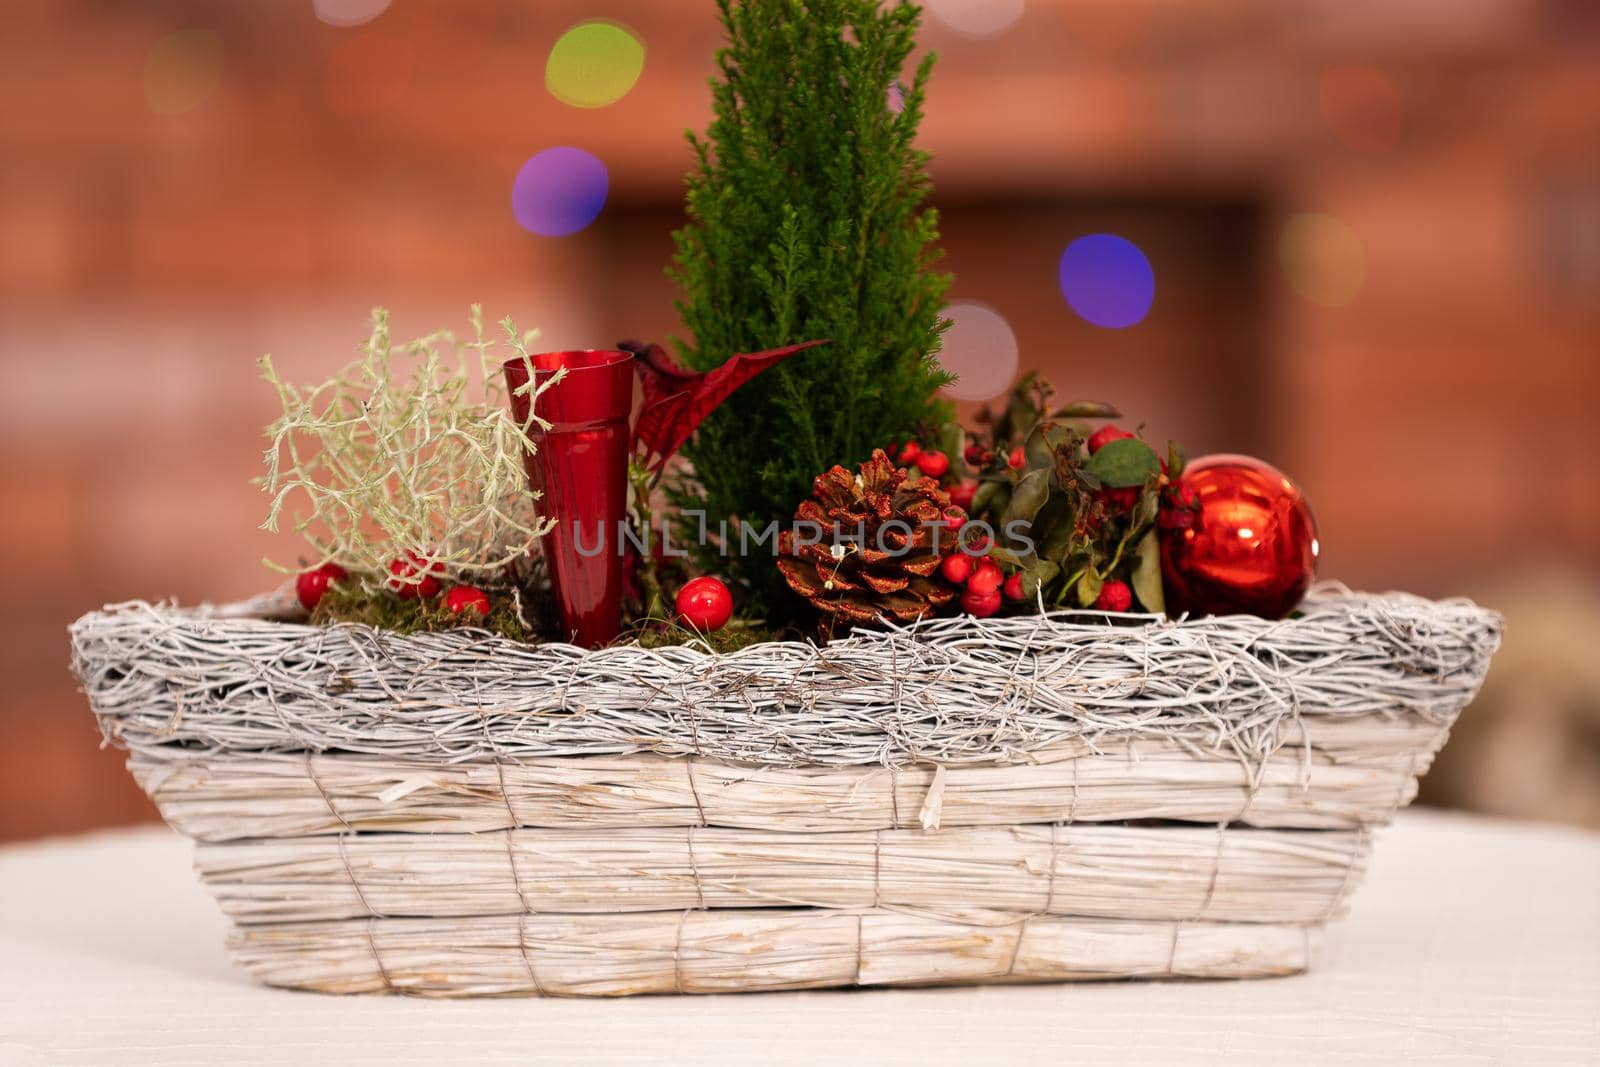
2 0 1596 839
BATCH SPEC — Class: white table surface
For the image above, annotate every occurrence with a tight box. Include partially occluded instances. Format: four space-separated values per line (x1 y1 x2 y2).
1 810 1596 1067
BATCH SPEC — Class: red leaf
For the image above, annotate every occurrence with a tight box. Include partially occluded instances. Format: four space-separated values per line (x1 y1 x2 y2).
627 339 829 471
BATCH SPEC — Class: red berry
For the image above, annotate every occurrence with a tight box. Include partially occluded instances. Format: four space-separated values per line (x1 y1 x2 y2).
387 552 442 599
1095 580 1133 612
1095 486 1139 511
967 559 1004 597
444 585 491 617
1159 481 1199 530
676 576 733 631
295 562 347 612
963 532 992 554
916 450 950 478
961 585 1003 618
963 443 985 466
897 441 921 465
940 553 974 584
1007 447 1026 470
1003 572 1026 602
1087 425 1135 454
947 481 977 511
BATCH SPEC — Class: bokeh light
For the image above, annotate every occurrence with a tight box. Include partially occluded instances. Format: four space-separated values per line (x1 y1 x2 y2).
926 0 1024 38
938 302 1019 401
143 29 223 116
1058 234 1156 329
324 31 414 118
1318 66 1404 155
545 21 646 109
313 0 391 28
1279 213 1366 307
512 148 610 237
887 83 905 114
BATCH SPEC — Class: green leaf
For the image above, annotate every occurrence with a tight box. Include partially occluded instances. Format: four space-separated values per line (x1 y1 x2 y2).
1084 437 1160 488
1020 559 1060 598
936 422 965 471
1166 440 1187 480
1076 567 1103 607
1050 400 1122 420
986 545 1031 569
1131 529 1165 615
1004 469 1050 527
1034 495 1077 563
972 479 1006 519
1132 485 1160 529
1024 421 1070 468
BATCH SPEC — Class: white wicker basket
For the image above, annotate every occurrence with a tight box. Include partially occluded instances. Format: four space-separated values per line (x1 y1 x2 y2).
70 587 1500 996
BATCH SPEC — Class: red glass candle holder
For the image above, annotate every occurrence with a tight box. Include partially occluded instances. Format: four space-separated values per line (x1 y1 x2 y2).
504 350 634 647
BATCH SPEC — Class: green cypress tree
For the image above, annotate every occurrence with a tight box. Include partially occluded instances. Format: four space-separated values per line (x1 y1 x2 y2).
670 0 952 614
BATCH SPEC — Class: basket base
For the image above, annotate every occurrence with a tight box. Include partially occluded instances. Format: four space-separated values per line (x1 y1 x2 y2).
228 909 1314 997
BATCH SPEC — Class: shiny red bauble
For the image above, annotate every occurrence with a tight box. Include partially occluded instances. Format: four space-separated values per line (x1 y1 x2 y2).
1159 454 1319 620
295 562 347 611
675 576 734 631
444 585 491 617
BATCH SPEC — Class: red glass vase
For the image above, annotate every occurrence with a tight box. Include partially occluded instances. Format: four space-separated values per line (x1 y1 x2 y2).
504 350 634 647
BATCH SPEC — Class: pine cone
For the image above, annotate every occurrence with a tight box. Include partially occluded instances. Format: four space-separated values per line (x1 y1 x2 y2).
777 450 965 627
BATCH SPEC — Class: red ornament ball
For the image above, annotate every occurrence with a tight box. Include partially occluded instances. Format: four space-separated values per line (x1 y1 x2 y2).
295 562 347 612
676 576 733 631
1159 454 1319 620
444 585 491 617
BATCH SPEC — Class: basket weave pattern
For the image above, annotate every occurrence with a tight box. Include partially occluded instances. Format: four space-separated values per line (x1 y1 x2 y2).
71 588 1500 996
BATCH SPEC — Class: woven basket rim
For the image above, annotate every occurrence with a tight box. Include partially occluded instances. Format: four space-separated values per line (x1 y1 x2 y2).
71 584 1502 770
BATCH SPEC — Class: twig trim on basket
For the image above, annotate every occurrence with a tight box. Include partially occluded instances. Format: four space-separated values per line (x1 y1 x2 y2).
71 587 1502 777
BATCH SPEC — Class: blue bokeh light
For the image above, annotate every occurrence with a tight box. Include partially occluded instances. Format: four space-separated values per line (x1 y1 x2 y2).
511 147 609 237
1058 234 1155 329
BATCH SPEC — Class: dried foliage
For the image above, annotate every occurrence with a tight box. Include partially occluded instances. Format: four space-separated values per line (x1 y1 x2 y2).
258 308 560 586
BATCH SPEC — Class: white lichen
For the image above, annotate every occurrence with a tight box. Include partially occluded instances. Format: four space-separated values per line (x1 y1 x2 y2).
258 306 562 586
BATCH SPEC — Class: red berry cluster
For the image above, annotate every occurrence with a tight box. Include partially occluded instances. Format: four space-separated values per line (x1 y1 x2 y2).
295 553 493 620
933 542 1036 618
893 438 976 521
890 436 1031 619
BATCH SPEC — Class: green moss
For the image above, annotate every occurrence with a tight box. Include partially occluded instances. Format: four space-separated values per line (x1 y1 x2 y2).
312 583 787 651
624 618 784 653
312 583 536 642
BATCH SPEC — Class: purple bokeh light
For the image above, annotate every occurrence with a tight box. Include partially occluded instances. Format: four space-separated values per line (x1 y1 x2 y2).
511 147 609 237
1058 234 1155 329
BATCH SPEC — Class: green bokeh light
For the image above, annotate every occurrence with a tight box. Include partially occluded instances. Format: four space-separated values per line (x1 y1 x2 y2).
545 21 645 109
